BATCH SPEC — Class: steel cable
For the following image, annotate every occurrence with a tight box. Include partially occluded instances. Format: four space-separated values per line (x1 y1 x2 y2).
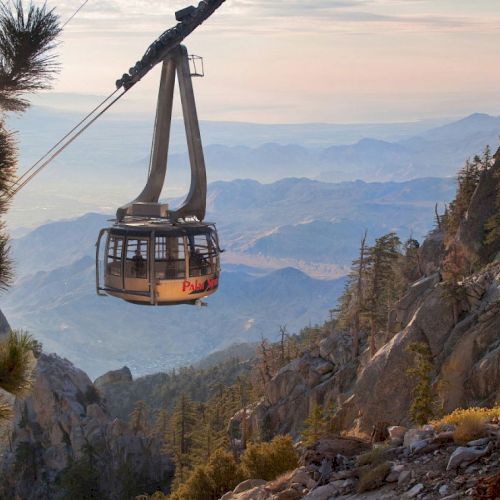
7 88 127 199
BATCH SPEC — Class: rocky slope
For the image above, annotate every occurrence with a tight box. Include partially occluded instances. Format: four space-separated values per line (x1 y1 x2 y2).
220 422 500 499
245 149 500 440
0 353 172 499
245 257 499 439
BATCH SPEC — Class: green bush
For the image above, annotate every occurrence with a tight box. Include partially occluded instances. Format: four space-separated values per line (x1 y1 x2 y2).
170 448 243 500
357 462 391 493
241 435 298 481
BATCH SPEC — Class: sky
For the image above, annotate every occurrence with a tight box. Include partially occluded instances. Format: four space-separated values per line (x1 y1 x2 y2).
28 0 500 123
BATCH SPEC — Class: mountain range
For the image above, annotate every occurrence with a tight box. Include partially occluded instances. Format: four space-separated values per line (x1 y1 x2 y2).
11 176 455 278
6 111 498 228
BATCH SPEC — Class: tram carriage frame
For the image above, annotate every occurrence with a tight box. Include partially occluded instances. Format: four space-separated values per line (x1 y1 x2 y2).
96 220 220 305
95 44 222 306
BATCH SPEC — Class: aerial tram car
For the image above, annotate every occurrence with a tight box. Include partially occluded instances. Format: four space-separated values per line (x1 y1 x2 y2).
96 43 221 306
9 1 227 306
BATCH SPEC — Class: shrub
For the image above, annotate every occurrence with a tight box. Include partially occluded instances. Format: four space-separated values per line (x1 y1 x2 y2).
241 435 298 481
170 448 243 500
205 449 244 498
357 446 387 467
452 415 487 444
170 466 213 500
357 462 391 493
434 406 500 427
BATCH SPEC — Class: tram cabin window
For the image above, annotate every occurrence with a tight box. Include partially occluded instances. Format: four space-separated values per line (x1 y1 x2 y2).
155 236 185 279
107 236 123 276
189 233 214 277
126 239 148 278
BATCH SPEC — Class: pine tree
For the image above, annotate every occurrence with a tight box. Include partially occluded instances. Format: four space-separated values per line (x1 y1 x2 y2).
484 149 500 247
351 230 368 357
402 236 421 285
0 1 60 426
152 408 170 445
364 233 402 356
0 331 39 421
405 342 434 425
129 400 150 436
445 147 492 238
441 243 468 324
168 393 198 486
301 403 328 446
56 442 101 499
0 1 61 289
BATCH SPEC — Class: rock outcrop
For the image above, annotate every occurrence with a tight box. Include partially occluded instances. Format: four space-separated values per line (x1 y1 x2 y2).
0 353 172 499
248 257 500 440
0 308 10 336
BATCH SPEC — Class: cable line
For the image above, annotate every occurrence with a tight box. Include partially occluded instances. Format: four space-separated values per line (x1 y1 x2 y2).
7 0 226 198
7 88 126 199
9 89 120 193
61 0 89 29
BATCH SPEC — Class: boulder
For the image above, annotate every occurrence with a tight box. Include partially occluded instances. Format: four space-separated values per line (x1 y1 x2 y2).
403 428 434 448
233 479 267 494
301 437 370 466
231 485 269 500
388 426 407 441
273 488 302 500
446 443 493 470
288 467 315 489
419 229 444 276
404 483 424 498
386 464 405 482
303 483 339 499
319 331 352 367
94 366 132 390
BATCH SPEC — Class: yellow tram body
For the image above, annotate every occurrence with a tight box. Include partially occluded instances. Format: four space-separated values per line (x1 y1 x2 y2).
97 220 220 305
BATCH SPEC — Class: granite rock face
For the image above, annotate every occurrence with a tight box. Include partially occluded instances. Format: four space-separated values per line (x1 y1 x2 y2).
249 258 500 439
0 353 172 499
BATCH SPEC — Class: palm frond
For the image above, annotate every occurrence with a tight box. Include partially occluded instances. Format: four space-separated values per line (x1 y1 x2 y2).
0 0 61 112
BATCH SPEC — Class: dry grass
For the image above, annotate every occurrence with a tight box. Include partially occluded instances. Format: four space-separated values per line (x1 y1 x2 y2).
357 462 391 493
452 415 487 444
267 471 294 493
357 446 387 466
433 406 500 427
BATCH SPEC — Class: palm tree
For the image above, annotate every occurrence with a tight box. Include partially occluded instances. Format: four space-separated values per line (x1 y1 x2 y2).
0 0 61 421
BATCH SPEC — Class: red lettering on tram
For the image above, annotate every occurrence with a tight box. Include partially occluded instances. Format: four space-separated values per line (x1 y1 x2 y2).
182 277 219 294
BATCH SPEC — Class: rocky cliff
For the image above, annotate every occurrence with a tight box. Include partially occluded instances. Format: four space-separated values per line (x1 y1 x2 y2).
246 150 500 440
0 353 172 499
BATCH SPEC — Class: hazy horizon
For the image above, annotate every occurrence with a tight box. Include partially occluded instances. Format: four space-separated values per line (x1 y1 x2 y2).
27 0 500 123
